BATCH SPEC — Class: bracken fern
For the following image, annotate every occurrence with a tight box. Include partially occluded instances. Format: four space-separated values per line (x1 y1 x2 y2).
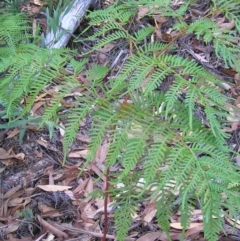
1 0 240 240
77 0 240 240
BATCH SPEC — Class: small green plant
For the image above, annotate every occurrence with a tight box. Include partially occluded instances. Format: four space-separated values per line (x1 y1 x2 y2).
45 0 75 47
4 0 23 13
1 0 240 240
0 13 84 140
19 208 34 220
0 112 59 143
44 0 71 14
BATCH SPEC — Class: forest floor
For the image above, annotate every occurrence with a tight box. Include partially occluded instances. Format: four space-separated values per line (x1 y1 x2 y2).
1 0 240 240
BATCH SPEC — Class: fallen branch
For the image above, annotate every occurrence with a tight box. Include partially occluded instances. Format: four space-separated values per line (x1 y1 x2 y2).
45 0 93 49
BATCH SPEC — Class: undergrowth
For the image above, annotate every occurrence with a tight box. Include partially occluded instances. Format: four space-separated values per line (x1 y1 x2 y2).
1 0 240 240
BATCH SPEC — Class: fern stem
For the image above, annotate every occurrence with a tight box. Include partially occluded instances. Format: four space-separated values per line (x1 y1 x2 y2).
102 123 117 241
102 167 110 241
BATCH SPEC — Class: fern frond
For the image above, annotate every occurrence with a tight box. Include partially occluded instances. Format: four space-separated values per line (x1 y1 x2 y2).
179 195 195 234
204 105 227 139
88 31 130 52
87 101 118 162
0 14 32 53
156 188 175 236
144 133 172 183
184 11 240 70
202 192 224 241
70 58 87 76
105 123 129 166
140 42 171 54
114 197 137 241
187 18 217 40
121 136 147 176
63 103 91 161
40 86 71 126
214 38 240 70
134 27 155 43
212 0 240 32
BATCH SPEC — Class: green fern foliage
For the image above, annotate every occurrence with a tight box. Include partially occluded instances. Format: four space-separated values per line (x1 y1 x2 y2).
79 1 240 240
212 0 240 32
2 1 240 241
114 196 137 241
0 14 81 122
0 14 32 55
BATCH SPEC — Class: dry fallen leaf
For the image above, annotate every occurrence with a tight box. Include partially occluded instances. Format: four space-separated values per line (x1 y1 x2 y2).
5 223 20 234
99 43 115 53
155 29 162 40
15 153 25 160
62 176 76 186
0 166 5 173
153 16 168 24
185 223 203 237
94 198 104 209
85 202 115 219
136 231 162 241
222 121 240 133
48 169 54 185
31 101 45 115
73 178 89 194
39 205 62 217
37 185 72 192
87 163 105 181
137 7 151 20
170 222 203 230
35 232 48 241
37 139 59 152
0 148 24 161
8 198 23 207
143 209 157 223
68 149 88 159
3 185 22 199
34 149 43 158
64 190 76 200
218 19 235 30
76 133 90 143
60 99 75 107
160 33 172 42
6 129 20 139
172 0 184 6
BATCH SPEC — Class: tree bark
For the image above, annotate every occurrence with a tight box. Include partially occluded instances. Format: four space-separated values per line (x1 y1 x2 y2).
45 0 93 49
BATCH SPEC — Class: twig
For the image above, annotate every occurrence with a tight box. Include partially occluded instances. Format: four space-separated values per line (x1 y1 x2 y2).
53 222 116 239
110 50 128 69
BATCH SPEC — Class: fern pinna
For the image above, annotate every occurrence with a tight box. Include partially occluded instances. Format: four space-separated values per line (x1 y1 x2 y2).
1 0 240 240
